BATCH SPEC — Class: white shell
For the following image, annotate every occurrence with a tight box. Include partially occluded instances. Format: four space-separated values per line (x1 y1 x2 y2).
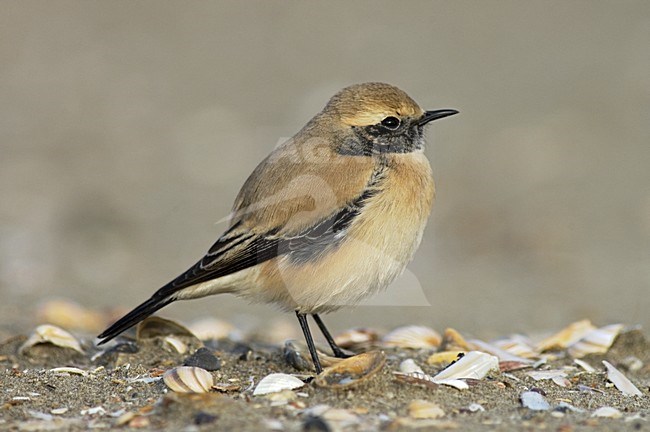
163 366 213 393
526 370 568 381
567 324 624 358
334 327 380 351
163 336 188 354
49 367 88 376
591 406 623 418
408 399 445 419
19 324 84 354
382 326 441 349
490 335 538 359
253 373 305 396
520 391 550 411
469 339 534 363
432 351 499 382
602 360 643 396
573 359 596 372
399 359 425 375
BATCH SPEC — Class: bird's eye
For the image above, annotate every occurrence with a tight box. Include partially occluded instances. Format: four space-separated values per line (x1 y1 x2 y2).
380 116 400 130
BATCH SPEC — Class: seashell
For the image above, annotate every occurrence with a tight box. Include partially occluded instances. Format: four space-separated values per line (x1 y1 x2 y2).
520 391 550 411
37 299 106 332
408 400 445 419
19 324 84 354
499 361 531 372
490 335 538 359
381 326 441 349
115 412 137 427
136 316 197 341
526 370 568 381
439 328 472 351
469 339 534 364
573 359 596 372
467 403 485 412
426 351 465 367
602 360 643 396
399 359 425 375
51 408 69 415
567 324 624 358
320 407 361 428
536 319 596 352
551 376 571 387
49 367 88 376
432 351 499 382
591 406 623 418
393 371 440 389
265 389 299 406
314 351 386 389
334 327 380 351
188 317 238 341
164 336 188 354
213 382 241 392
253 373 305 396
283 340 341 371
81 406 106 416
163 366 213 393
433 378 469 390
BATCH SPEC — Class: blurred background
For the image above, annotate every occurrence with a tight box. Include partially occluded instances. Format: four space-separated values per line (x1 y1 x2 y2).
1 1 649 339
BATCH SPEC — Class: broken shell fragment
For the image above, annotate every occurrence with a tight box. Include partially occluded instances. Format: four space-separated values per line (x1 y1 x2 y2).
536 319 596 352
163 336 188 354
491 335 538 359
253 373 305 396
567 324 624 358
591 406 623 418
381 326 441 349
574 359 596 372
19 324 84 355
520 391 550 411
439 328 472 351
334 328 380 351
163 366 213 393
393 371 439 389
469 339 534 364
432 351 499 382
408 400 445 419
602 360 643 396
314 351 386 389
399 359 425 375
426 351 465 367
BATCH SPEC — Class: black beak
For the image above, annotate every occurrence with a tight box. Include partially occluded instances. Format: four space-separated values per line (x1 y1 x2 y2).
416 109 459 126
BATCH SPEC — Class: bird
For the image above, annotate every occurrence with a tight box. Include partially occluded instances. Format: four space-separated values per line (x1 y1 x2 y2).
97 82 458 373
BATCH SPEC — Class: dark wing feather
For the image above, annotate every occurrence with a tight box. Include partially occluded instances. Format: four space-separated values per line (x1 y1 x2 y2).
98 173 383 345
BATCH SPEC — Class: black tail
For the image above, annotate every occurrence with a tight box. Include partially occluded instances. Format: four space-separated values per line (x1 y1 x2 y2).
97 295 174 345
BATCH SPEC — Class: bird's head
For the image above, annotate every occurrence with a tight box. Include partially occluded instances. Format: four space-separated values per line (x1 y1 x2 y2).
320 82 457 156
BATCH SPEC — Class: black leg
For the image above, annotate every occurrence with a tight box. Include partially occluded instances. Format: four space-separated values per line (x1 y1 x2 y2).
312 314 352 358
295 311 323 374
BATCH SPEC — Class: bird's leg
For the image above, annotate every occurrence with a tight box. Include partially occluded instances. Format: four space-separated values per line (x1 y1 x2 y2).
295 311 323 374
312 314 352 358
